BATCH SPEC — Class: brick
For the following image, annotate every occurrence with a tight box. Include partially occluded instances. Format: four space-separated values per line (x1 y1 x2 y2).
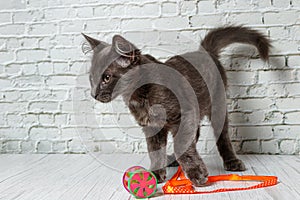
276 98 300 110
264 11 299 25
154 17 188 30
6 114 22 126
269 27 290 40
16 49 47 62
0 13 11 24
261 140 280 154
297 70 300 80
288 56 300 67
0 51 14 63
67 139 87 153
5 64 22 75
22 114 38 124
244 111 265 125
286 83 300 97
242 140 260 153
37 62 53 75
237 98 273 111
54 113 67 125
0 113 5 124
190 15 224 27
85 19 120 32
229 112 249 125
50 48 79 60
253 56 285 70
101 113 117 126
60 21 85 33
45 75 76 86
95 128 126 141
39 114 54 124
68 113 100 127
37 140 52 153
124 127 143 141
22 63 37 75
227 71 256 85
197 0 215 13
0 0 26 9
52 141 66 152
30 127 60 139
0 128 27 139
60 128 80 140
273 125 300 139
6 141 20 152
13 10 44 23
0 90 21 102
21 140 36 153
179 1 197 16
121 18 153 31
272 0 292 8
50 35 74 46
14 75 45 88
45 8 76 20
290 25 300 41
227 12 263 25
0 102 26 112
0 79 12 88
249 83 287 98
93 5 112 17
280 140 296 154
28 102 59 112
116 141 134 153
38 37 51 48
126 3 160 17
28 23 58 35
60 0 85 5
227 85 248 98
69 61 88 74
285 112 300 124
161 2 177 16
117 113 138 127
292 0 300 6
271 40 300 54
256 0 272 8
258 70 294 83
236 126 273 140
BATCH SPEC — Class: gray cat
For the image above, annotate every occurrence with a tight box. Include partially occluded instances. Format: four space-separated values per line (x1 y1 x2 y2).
82 26 271 186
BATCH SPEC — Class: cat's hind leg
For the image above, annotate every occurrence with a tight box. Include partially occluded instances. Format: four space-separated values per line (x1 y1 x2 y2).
212 112 246 171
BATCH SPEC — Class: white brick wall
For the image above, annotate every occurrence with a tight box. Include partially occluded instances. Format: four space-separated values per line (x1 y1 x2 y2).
0 0 299 155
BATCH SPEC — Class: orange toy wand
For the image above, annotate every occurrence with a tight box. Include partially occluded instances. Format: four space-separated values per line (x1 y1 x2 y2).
163 166 278 194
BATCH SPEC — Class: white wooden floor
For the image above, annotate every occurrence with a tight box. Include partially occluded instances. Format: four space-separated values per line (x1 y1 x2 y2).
0 154 299 200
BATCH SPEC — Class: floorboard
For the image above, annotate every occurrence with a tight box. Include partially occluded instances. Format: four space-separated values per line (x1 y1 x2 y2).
0 154 299 200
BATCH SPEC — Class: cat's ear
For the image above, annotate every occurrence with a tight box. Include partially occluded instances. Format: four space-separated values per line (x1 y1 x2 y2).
112 35 140 68
81 33 108 53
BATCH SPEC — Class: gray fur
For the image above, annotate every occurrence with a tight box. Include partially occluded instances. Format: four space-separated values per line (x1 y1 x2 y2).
83 26 271 186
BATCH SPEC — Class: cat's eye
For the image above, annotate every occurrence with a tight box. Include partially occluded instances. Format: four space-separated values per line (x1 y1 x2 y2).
102 74 111 84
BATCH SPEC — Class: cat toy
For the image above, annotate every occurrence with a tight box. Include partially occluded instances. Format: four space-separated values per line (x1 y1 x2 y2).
122 166 157 199
123 166 278 199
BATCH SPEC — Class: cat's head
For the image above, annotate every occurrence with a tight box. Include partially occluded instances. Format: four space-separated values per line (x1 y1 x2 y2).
82 34 141 103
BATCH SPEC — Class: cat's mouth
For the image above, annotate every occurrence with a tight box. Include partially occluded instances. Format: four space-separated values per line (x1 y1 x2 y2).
95 93 112 103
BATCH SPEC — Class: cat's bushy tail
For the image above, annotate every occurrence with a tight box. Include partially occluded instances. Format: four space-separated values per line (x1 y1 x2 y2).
201 26 271 60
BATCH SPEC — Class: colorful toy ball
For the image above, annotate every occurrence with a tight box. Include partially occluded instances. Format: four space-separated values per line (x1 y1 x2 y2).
122 166 158 199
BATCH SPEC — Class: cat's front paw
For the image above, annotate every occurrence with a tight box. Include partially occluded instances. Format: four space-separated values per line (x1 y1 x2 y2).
152 169 166 183
186 167 208 187
224 159 246 171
